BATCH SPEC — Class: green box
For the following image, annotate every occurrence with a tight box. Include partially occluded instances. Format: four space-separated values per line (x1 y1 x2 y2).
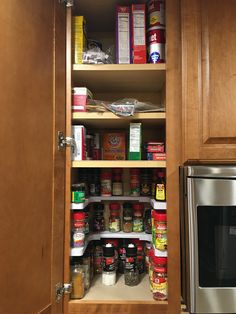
128 122 142 160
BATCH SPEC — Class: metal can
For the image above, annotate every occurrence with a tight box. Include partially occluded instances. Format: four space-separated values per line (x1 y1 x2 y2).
147 26 165 63
147 0 165 27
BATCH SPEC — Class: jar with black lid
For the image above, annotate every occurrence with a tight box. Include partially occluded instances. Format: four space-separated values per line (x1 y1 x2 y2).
93 203 105 232
124 244 140 286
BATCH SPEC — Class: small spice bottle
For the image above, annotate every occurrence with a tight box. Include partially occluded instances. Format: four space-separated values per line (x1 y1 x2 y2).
151 169 159 197
89 168 100 196
140 169 152 196
101 170 112 197
104 239 119 270
93 240 103 274
82 250 91 290
155 171 166 202
70 258 85 299
84 206 90 234
109 203 121 232
102 243 116 286
132 239 145 274
152 210 167 251
93 203 105 232
123 202 133 233
71 212 86 248
71 183 85 203
112 168 123 196
118 239 128 274
144 208 152 234
152 256 168 301
130 169 140 196
132 203 144 232
124 244 140 286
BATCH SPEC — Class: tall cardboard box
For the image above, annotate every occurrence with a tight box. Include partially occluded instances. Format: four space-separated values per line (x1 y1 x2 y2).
116 6 131 64
128 123 142 160
131 4 146 63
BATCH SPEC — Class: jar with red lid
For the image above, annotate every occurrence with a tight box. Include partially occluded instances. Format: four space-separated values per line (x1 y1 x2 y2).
130 169 140 196
152 256 167 301
112 168 123 196
71 212 86 247
101 170 112 197
152 210 167 251
109 203 121 232
132 203 144 232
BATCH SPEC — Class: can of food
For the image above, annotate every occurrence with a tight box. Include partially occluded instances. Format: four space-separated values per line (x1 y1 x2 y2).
147 0 165 27
147 26 165 63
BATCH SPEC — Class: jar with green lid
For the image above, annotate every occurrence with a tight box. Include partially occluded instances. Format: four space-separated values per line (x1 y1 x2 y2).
71 183 85 203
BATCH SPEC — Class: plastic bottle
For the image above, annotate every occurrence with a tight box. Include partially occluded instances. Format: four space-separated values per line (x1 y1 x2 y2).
155 171 166 201
124 244 140 286
102 243 116 286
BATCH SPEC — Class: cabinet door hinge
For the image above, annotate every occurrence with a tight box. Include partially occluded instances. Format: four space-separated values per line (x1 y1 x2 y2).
57 131 76 151
55 283 72 303
58 0 73 7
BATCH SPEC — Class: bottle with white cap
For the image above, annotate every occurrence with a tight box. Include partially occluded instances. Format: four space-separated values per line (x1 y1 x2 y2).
102 243 116 286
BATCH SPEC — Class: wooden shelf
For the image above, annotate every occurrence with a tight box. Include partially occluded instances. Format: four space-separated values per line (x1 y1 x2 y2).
72 160 166 168
72 112 165 128
72 64 166 93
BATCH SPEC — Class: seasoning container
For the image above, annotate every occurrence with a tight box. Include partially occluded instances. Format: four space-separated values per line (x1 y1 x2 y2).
71 183 85 203
152 256 168 301
71 212 86 247
144 208 152 234
93 203 105 232
104 238 119 270
102 243 116 286
145 242 152 274
85 134 94 160
112 168 123 196
148 248 155 292
93 241 103 274
155 171 166 201
152 210 167 251
109 203 121 232
132 239 145 274
132 203 144 232
118 239 128 274
84 206 90 234
123 202 133 233
140 169 152 196
82 250 91 290
70 258 85 299
101 170 112 197
152 169 159 197
89 168 100 196
124 244 140 286
130 169 140 196
92 133 101 160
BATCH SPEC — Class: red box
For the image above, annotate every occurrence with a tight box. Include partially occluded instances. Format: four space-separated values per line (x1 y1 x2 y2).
147 142 165 153
131 4 146 63
152 152 166 160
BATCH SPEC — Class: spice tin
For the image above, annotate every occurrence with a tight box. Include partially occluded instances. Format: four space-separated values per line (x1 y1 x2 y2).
147 0 165 27
147 26 165 63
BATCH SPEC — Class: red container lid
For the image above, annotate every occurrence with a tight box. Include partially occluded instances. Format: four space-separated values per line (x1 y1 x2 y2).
153 256 167 266
152 210 167 222
109 202 120 211
132 203 144 211
130 168 140 175
72 212 85 220
101 171 112 179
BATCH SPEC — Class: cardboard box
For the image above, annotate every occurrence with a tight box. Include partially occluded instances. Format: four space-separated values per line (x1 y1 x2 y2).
103 132 126 160
128 123 142 160
72 87 93 112
72 16 86 64
116 6 131 64
72 125 86 161
147 152 166 160
131 4 146 63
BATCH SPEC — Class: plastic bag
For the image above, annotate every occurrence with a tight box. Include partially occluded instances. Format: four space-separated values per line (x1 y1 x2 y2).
82 46 114 64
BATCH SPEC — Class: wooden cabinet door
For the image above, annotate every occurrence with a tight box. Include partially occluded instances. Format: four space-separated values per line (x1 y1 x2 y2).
0 1 66 314
182 0 236 162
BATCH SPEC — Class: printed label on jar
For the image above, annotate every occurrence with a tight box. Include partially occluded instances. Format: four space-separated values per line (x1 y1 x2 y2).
103 257 115 272
155 233 167 251
109 219 120 232
125 257 136 271
133 219 143 232
73 232 85 247
72 191 85 203
155 184 165 201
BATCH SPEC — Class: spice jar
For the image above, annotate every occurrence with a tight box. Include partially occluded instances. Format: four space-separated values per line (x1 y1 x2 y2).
132 203 144 232
93 241 103 274
130 169 140 196
82 250 91 290
152 210 167 251
145 242 152 274
123 202 133 233
93 203 105 232
70 258 85 299
155 171 166 202
71 212 86 247
102 243 116 286
152 256 168 301
89 168 100 196
84 206 90 234
109 203 121 232
101 170 112 197
118 239 128 274
124 244 140 286
112 169 123 196
71 183 85 203
104 239 119 270
132 239 145 274
144 208 152 234
140 169 152 196
152 169 159 197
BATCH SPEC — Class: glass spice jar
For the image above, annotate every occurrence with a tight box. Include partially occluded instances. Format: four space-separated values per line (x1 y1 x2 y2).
112 168 123 196
140 169 152 196
152 256 168 301
93 203 105 232
89 168 100 196
144 208 152 234
109 203 121 232
70 258 85 299
101 170 112 197
132 203 144 232
124 244 140 286
71 212 86 248
130 169 140 196
102 244 116 286
93 240 103 274
123 202 133 233
152 210 167 251
132 239 145 274
71 183 85 203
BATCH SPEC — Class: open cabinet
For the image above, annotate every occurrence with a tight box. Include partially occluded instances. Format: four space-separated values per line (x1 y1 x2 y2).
63 1 182 314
